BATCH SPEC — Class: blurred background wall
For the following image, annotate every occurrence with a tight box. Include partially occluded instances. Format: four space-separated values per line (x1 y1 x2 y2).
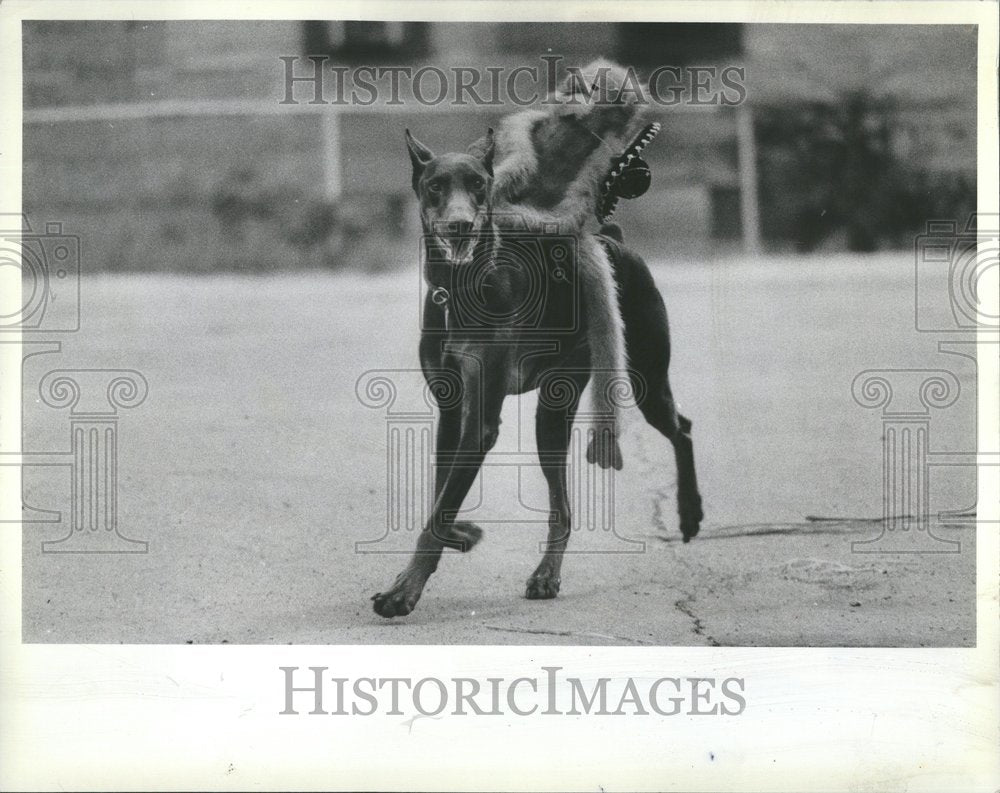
22 22 977 272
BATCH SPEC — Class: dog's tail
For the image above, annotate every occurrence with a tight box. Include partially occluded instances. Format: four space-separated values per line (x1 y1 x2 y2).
490 214 627 470
578 233 626 471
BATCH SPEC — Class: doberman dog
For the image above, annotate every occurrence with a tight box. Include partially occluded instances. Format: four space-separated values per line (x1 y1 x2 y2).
371 129 703 618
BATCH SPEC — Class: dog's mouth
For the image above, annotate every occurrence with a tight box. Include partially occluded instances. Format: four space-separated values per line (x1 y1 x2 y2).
434 225 486 266
434 235 474 265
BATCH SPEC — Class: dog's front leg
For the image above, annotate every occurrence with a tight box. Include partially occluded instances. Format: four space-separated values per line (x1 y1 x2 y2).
433 401 462 501
373 357 504 618
526 370 588 599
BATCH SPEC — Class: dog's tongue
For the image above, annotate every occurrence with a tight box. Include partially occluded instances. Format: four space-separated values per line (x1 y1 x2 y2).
447 237 475 265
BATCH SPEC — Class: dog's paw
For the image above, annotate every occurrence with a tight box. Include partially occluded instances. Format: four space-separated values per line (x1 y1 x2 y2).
525 573 561 600
371 576 423 618
434 521 484 552
679 499 703 543
586 429 623 471
680 521 700 543
372 588 417 618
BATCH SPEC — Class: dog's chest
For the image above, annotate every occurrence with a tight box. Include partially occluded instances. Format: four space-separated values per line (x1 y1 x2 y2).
442 333 576 397
505 334 589 395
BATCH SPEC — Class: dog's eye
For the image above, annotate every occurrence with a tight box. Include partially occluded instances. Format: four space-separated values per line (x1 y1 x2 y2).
427 181 443 194
470 177 485 190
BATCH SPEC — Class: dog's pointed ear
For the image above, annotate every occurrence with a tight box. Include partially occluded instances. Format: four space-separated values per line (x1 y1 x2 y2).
470 128 495 176
405 129 434 191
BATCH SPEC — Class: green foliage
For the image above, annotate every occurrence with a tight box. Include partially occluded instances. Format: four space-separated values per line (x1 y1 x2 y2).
756 91 975 252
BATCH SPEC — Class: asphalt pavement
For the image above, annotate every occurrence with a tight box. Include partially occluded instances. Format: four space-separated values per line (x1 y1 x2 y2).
20 253 977 645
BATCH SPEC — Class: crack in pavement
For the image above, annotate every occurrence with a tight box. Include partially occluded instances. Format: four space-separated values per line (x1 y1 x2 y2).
483 624 654 645
647 471 722 646
673 595 721 647
623 419 724 646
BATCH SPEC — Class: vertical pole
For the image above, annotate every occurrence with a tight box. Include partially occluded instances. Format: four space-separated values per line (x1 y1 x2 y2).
321 110 342 201
736 103 762 255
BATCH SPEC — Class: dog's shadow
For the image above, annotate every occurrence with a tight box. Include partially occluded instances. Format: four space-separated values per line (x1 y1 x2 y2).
652 516 968 544
365 584 599 628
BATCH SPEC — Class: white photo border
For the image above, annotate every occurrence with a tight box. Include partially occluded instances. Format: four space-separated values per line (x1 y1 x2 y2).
0 2 997 791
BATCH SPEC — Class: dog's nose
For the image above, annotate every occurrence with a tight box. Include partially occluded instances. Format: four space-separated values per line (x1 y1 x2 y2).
450 220 473 236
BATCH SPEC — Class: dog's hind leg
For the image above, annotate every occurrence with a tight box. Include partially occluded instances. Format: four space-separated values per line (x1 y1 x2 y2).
526 370 589 599
616 246 703 541
638 386 703 542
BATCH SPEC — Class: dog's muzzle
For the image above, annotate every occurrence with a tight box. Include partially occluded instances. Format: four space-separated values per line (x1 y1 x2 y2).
435 235 477 266
432 218 488 266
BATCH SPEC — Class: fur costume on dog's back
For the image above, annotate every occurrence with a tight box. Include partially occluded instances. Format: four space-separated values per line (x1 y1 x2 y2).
473 60 649 463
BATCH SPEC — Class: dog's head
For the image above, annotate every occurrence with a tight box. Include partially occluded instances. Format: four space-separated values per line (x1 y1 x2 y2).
546 59 641 141
406 128 495 266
